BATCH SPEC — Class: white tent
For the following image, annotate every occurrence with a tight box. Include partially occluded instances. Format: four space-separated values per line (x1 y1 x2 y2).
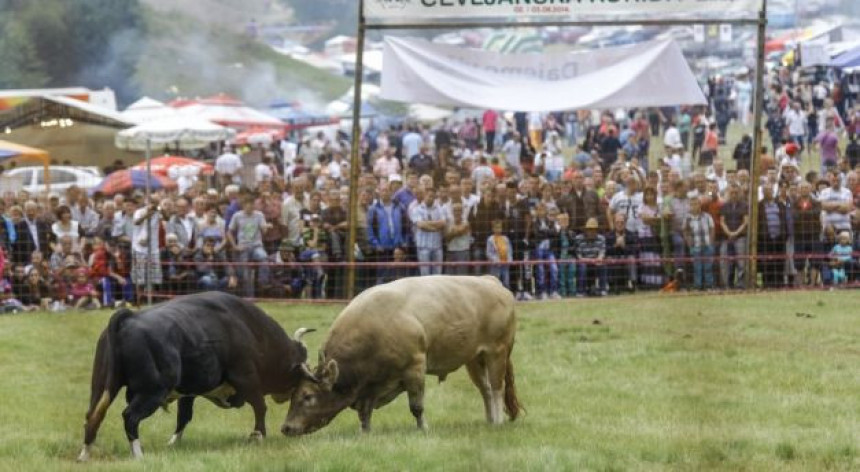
115 116 236 151
121 97 179 124
175 94 285 130
381 38 707 112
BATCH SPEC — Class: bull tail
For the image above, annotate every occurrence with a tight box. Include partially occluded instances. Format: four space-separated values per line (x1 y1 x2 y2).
81 308 134 457
503 349 523 421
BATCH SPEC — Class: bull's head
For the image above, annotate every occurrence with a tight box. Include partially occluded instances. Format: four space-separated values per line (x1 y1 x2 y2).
281 353 353 436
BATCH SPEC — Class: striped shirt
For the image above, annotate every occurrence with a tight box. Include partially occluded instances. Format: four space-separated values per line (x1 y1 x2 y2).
574 234 606 259
684 212 714 248
410 203 445 249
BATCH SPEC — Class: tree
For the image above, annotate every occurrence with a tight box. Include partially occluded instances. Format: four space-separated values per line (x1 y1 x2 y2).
0 16 49 89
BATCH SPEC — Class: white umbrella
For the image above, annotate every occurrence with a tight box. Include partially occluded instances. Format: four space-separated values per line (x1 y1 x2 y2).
115 116 236 151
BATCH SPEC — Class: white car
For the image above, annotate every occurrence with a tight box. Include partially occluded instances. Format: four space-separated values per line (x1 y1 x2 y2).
4 166 103 196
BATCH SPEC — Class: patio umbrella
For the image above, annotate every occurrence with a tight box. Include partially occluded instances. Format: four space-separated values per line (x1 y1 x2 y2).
131 155 214 176
90 169 177 196
115 116 235 152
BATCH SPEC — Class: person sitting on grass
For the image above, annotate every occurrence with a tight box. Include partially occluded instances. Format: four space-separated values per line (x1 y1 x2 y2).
69 268 100 310
19 269 52 311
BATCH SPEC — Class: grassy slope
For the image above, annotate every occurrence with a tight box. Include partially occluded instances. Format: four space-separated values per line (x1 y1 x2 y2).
134 6 351 107
0 292 857 471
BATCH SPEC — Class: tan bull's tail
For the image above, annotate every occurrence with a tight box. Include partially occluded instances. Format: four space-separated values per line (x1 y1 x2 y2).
503 350 523 421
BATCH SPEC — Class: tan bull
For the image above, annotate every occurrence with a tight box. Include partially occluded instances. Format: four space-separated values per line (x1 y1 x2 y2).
281 275 522 435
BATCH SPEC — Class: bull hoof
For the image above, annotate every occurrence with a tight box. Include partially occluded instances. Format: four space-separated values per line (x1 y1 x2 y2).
130 439 144 459
248 431 264 442
76 446 90 462
167 432 182 446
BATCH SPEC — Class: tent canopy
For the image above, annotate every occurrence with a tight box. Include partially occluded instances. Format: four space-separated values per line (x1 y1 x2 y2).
831 45 860 69
381 38 706 112
115 116 236 151
175 94 286 131
0 140 49 161
121 97 179 124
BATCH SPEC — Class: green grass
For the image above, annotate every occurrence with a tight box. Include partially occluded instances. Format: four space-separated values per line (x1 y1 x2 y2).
0 292 858 471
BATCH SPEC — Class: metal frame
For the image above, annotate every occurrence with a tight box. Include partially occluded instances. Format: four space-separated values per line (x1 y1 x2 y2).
346 0 769 297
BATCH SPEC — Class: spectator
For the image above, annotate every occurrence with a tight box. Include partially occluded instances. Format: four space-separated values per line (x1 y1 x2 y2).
299 214 327 299
637 186 663 288
196 205 226 251
69 268 100 310
826 231 855 284
19 269 52 311
605 212 639 293
530 203 559 300
52 206 82 254
719 184 749 289
819 170 854 238
366 184 405 285
575 218 608 297
131 199 163 299
411 187 446 276
683 197 716 291
165 197 195 251
409 145 436 177
89 236 132 308
193 237 237 292
486 219 512 289
227 195 271 298
444 201 471 276
555 212 576 297
161 233 193 294
757 186 787 288
71 194 99 238
322 189 348 297
269 240 305 298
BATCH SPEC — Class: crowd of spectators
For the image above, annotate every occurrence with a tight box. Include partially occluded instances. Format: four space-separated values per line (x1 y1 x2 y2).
0 71 856 310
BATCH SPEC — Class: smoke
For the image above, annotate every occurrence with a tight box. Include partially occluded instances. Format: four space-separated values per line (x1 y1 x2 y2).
147 28 331 112
74 27 145 107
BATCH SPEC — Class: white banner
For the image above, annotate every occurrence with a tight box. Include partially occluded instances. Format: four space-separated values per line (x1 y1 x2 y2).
719 24 733 43
381 37 707 111
365 0 762 22
800 43 829 67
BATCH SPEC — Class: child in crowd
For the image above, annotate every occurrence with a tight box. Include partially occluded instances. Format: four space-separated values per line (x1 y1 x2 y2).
69 268 101 310
486 219 512 290
828 231 855 285
530 203 560 299
555 213 577 297
19 269 52 311
89 236 133 307
299 215 327 299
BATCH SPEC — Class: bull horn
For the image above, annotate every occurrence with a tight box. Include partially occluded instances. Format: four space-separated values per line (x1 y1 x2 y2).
294 328 316 342
300 363 320 384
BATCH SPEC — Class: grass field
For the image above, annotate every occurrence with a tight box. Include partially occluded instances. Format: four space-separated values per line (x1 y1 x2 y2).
0 291 857 471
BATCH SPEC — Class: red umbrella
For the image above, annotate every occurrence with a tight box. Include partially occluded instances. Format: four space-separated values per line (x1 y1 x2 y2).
131 155 214 176
91 169 177 196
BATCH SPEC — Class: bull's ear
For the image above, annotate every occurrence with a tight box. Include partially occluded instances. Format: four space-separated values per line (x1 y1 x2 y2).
320 359 339 390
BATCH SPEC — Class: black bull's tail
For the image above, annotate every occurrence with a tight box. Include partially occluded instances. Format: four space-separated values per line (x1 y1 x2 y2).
503 348 523 421
83 308 134 446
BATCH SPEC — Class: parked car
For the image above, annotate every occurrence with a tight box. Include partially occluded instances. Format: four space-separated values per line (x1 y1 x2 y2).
4 166 103 196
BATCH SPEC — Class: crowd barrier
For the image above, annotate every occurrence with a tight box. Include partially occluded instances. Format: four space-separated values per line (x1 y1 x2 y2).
135 252 858 304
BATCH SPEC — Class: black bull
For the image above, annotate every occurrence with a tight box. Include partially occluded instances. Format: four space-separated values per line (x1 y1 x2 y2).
77 292 317 461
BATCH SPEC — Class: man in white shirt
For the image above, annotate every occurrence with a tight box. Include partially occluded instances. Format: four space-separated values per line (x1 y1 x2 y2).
131 198 163 290
783 101 807 151
280 138 298 170
818 170 854 236
501 132 523 179
663 120 683 150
